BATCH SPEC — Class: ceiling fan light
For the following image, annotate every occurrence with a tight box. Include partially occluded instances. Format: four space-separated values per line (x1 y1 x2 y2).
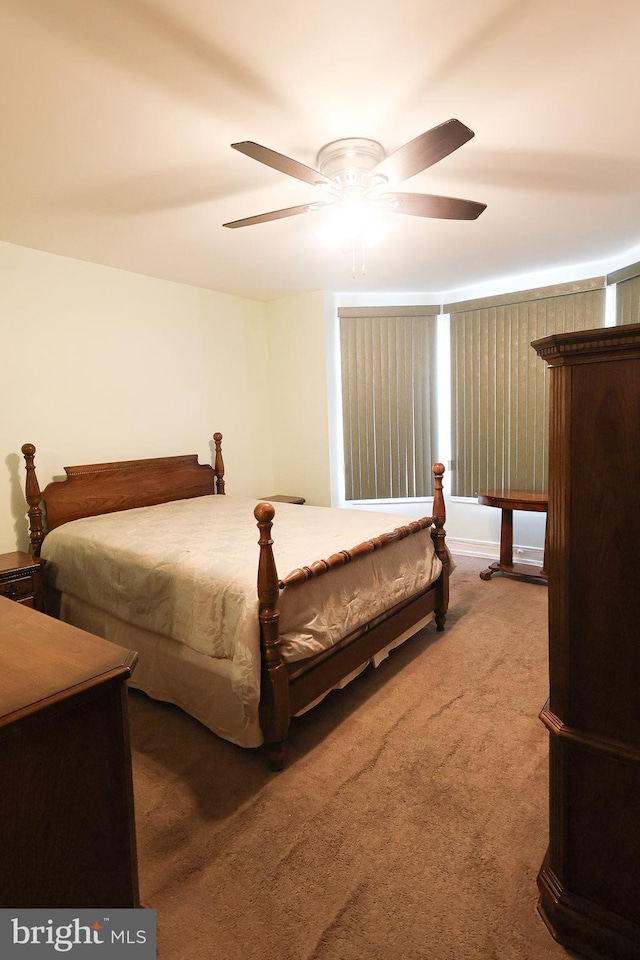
317 200 387 248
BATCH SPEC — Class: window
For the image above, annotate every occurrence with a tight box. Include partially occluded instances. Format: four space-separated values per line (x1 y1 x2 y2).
608 260 640 325
446 279 606 497
339 307 439 500
337 278 608 504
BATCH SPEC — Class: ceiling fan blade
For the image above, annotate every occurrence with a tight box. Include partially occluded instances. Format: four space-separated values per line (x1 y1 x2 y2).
231 141 331 187
223 201 332 229
379 192 487 220
372 119 475 184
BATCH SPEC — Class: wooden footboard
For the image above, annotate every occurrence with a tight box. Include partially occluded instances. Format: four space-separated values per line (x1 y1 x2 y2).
255 463 449 770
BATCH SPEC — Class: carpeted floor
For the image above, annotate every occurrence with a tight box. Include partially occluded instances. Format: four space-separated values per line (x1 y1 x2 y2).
128 554 576 960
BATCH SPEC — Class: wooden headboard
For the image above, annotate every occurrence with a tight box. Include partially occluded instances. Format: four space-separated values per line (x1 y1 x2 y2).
22 433 225 556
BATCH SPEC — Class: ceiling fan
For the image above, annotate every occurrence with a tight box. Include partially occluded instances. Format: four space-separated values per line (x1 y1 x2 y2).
222 118 486 230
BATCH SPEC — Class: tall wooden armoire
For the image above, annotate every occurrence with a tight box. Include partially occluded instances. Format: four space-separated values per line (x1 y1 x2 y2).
532 323 640 960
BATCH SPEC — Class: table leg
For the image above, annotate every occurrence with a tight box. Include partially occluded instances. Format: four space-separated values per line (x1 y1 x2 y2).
480 508 514 580
480 507 548 582
500 508 514 567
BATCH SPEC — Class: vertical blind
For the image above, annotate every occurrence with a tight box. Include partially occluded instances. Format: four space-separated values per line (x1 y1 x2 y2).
446 279 606 498
608 261 640 325
339 307 439 500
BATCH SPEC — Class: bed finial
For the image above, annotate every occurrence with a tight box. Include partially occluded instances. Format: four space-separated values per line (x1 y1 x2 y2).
430 462 447 558
21 443 45 557
254 501 290 770
213 432 225 495
431 462 448 631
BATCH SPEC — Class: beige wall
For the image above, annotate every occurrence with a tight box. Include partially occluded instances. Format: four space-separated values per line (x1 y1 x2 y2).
1 240 545 563
0 242 274 553
264 290 332 506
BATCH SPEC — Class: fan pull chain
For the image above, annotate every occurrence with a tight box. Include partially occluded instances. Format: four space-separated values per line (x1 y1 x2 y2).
351 237 366 279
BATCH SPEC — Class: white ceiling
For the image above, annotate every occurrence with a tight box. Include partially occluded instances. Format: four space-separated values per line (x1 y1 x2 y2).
3 0 640 302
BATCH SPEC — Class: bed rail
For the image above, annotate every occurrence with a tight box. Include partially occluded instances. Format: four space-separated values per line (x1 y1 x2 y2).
279 515 432 587
277 463 446 588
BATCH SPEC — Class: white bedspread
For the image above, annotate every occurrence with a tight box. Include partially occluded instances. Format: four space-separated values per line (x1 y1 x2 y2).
41 496 441 728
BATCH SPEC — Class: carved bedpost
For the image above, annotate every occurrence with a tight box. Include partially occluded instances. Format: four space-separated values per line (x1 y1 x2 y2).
213 432 225 495
21 444 45 557
254 501 290 770
431 462 449 632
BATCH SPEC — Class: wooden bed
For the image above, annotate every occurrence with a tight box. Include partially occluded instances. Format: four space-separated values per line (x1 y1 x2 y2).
21 434 449 769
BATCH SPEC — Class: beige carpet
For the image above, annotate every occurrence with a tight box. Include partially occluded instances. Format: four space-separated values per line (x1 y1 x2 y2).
128 554 575 960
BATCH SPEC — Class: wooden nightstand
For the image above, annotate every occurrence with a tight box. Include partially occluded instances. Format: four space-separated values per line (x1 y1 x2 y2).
0 552 44 611
261 495 306 505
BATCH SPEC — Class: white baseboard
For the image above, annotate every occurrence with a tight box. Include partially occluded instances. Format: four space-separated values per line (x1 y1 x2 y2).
447 536 545 568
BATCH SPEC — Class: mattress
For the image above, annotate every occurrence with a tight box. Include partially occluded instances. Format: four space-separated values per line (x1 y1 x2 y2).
42 495 442 745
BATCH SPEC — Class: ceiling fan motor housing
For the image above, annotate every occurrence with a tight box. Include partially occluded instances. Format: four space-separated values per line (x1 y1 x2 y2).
316 138 387 192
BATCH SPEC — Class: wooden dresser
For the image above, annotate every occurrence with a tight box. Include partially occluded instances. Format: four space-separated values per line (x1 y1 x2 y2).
0 596 140 908
532 323 640 960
